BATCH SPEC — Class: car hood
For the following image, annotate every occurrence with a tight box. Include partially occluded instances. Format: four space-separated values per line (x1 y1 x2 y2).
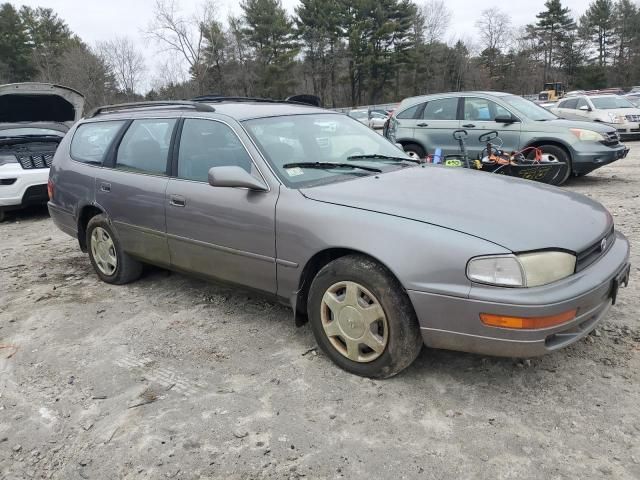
300 166 613 253
603 107 640 117
0 83 84 126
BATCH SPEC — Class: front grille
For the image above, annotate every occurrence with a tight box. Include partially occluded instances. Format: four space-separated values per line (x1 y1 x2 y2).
625 114 640 122
601 131 620 147
17 153 55 169
575 228 615 272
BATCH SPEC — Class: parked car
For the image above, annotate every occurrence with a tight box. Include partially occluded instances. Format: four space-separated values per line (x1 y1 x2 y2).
551 95 640 139
625 93 640 108
48 98 631 378
347 109 369 125
0 82 84 221
368 111 388 130
386 91 629 185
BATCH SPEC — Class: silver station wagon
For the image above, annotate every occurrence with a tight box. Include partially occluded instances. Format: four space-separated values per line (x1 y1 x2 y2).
48 98 631 378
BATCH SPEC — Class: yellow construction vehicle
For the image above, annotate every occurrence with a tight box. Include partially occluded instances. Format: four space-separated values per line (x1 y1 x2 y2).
538 82 565 102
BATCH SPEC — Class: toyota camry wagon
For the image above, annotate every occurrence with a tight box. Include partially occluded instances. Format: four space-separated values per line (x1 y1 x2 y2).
48 98 631 378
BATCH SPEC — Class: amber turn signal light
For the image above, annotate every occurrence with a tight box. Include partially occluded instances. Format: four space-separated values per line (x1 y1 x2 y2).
480 309 577 330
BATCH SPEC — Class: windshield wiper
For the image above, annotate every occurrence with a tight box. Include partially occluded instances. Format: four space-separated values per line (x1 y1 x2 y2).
347 153 421 164
283 162 382 173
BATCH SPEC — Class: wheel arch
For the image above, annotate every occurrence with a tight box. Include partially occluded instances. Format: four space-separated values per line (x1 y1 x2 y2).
522 139 572 163
77 204 105 252
292 247 407 326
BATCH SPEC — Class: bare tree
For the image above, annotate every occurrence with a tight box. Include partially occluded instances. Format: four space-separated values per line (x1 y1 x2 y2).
97 37 145 100
420 0 452 44
475 8 512 55
146 0 217 95
475 8 512 80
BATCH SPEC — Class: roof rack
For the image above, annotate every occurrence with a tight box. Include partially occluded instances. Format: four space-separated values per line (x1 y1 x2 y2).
191 94 323 107
191 95 282 104
89 100 215 118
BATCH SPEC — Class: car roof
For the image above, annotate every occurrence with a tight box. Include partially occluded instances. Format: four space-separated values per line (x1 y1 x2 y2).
207 101 329 120
399 91 512 107
85 100 332 122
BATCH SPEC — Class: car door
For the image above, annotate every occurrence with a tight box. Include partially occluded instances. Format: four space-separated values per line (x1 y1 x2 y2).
94 117 176 266
555 98 578 119
460 97 522 159
414 97 462 154
575 97 593 120
165 117 278 294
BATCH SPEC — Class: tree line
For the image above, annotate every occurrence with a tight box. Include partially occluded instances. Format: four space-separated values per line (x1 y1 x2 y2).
0 0 639 110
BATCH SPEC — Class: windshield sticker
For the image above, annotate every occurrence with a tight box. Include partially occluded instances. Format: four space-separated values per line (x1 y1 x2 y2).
285 167 304 177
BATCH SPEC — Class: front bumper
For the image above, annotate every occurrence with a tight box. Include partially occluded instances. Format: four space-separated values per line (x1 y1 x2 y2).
409 231 631 357
571 142 629 175
610 121 640 138
0 163 49 208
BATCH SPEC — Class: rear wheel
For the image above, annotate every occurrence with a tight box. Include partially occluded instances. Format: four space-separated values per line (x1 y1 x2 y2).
0 209 5 223
402 143 426 161
86 214 142 285
307 255 423 378
528 145 571 186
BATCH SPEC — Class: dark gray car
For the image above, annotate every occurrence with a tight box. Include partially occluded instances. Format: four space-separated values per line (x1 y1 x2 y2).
48 99 631 378
386 91 629 185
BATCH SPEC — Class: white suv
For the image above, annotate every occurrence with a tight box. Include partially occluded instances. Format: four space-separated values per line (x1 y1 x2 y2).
0 83 84 221
551 95 640 139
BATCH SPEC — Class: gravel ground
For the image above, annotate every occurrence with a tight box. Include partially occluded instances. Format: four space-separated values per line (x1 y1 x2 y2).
1 145 639 480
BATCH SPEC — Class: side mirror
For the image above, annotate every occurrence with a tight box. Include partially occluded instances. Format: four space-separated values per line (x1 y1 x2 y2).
208 166 268 191
494 114 519 124
579 105 591 112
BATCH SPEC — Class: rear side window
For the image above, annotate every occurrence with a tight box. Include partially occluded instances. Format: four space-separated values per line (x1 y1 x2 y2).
422 98 459 120
560 98 578 109
116 119 176 175
396 104 420 119
70 121 125 164
177 119 253 182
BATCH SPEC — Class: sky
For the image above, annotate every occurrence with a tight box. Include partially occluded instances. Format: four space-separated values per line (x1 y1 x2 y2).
10 0 593 90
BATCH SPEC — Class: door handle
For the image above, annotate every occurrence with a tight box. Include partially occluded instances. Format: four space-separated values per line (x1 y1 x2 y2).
169 195 186 207
462 124 476 128
99 182 111 193
417 123 429 127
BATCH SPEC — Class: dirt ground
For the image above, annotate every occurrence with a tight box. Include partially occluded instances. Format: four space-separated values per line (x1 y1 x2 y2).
1 145 639 480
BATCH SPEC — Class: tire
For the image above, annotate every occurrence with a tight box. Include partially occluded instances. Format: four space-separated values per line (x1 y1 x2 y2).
403 143 426 161
86 214 142 285
307 255 423 378
528 145 572 186
0 209 5 223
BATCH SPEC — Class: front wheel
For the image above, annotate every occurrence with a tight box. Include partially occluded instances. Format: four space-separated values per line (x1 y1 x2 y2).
307 255 423 378
528 145 572 186
402 143 426 161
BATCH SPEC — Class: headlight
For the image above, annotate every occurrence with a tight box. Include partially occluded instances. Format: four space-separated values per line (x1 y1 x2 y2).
0 154 18 166
467 251 576 288
607 113 623 124
569 128 606 141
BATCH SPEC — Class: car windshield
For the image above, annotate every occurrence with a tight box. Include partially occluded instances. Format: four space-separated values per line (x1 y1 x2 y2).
591 96 635 109
502 95 557 121
243 113 409 188
0 127 63 137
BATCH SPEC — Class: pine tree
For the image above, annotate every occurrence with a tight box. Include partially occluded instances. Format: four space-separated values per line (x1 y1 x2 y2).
0 3 35 81
241 0 299 98
580 0 616 67
533 0 577 82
